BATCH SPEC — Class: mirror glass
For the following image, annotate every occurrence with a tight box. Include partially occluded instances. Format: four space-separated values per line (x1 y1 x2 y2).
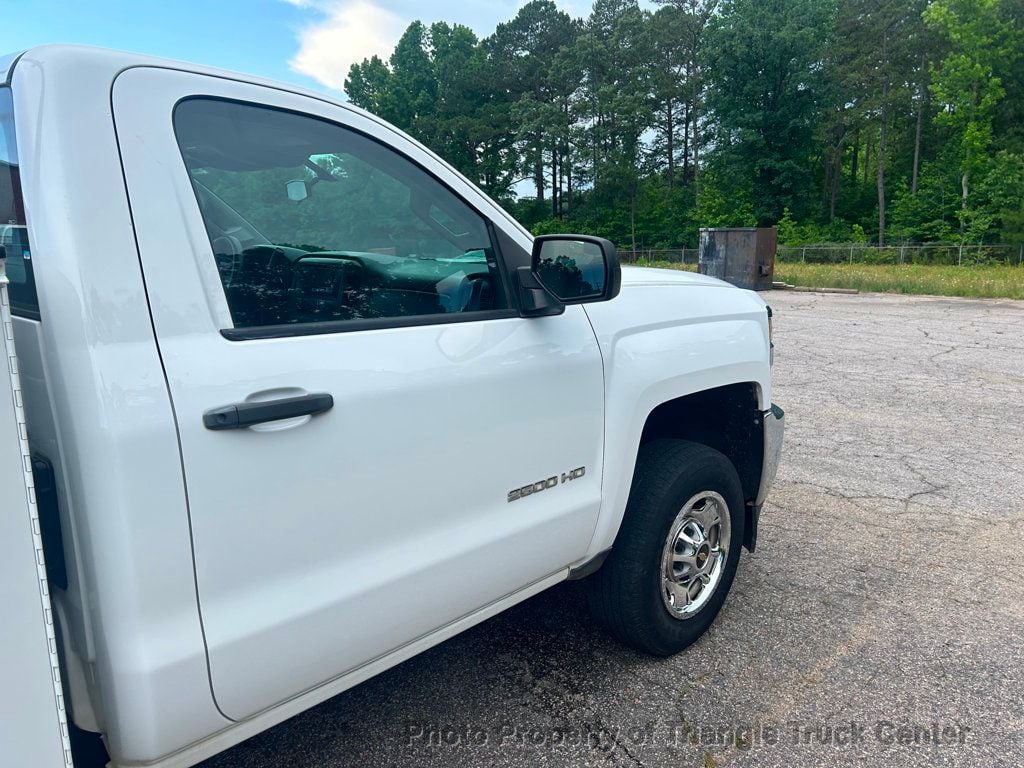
286 179 309 202
536 239 606 300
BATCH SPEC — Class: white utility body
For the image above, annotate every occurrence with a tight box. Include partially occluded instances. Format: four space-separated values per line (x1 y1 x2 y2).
0 258 72 767
2 45 782 768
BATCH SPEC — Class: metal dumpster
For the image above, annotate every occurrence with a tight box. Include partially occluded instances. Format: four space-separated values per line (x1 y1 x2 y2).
698 227 776 290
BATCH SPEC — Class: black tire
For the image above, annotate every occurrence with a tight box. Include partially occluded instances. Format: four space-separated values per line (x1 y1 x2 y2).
587 439 745 656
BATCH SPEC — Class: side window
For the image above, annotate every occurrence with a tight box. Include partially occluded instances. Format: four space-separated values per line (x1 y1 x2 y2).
0 88 38 319
173 98 509 331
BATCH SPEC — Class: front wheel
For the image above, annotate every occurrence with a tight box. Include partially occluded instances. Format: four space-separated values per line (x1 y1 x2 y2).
587 440 745 656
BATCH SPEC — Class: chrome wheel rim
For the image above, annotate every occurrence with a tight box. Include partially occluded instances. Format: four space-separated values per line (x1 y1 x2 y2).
660 490 731 619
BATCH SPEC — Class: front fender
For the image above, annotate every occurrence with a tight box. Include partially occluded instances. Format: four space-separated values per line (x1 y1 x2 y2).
582 280 771 556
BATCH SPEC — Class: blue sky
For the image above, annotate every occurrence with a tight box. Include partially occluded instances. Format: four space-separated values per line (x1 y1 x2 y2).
2 0 594 96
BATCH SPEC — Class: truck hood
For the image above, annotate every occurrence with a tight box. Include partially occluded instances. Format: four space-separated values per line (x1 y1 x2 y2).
619 265 730 289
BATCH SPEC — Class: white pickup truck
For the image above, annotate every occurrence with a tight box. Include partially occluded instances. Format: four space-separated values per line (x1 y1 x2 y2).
0 45 783 768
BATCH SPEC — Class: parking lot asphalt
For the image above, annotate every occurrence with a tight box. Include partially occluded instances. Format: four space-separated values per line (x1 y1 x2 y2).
201 290 1024 768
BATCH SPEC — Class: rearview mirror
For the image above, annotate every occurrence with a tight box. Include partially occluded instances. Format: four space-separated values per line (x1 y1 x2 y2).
531 235 621 304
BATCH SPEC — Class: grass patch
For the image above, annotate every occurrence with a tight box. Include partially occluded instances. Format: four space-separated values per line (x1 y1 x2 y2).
633 260 1024 299
643 259 698 272
774 263 1024 299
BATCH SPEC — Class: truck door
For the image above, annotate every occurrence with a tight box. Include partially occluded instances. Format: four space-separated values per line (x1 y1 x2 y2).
112 68 605 720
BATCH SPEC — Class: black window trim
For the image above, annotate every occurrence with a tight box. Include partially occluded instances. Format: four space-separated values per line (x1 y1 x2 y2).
220 307 521 341
10 304 40 322
2 52 27 87
172 95 525 341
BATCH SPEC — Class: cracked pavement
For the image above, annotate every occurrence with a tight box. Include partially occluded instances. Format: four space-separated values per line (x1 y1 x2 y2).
200 291 1024 768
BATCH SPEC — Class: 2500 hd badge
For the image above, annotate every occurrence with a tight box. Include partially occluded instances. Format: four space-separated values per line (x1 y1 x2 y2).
508 466 586 503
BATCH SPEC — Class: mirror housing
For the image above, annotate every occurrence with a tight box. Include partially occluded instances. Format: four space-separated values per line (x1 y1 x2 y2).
531 235 621 305
514 266 565 318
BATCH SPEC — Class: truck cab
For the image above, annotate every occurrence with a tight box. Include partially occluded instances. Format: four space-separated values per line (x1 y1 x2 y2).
2 45 782 768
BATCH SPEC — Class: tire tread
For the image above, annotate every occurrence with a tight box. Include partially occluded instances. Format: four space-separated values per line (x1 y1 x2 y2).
587 439 744 655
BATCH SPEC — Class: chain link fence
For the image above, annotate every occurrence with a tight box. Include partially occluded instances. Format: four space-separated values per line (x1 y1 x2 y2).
777 243 1023 266
619 248 699 266
619 243 1024 267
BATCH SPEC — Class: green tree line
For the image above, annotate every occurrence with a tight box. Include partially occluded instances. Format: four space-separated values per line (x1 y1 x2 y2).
344 0 1024 249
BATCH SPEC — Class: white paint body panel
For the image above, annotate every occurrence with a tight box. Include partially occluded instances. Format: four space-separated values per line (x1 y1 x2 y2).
5 45 773 768
112 68 605 723
584 267 772 555
10 48 228 763
0 264 71 768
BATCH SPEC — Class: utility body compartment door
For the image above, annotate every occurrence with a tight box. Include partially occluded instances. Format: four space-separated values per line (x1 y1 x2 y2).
112 68 604 720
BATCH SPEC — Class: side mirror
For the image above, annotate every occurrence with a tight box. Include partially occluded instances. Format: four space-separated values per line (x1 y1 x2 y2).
514 266 565 318
531 235 621 304
286 179 310 202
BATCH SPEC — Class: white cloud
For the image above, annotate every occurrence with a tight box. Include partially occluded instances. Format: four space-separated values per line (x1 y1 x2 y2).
287 0 404 92
283 0 637 93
